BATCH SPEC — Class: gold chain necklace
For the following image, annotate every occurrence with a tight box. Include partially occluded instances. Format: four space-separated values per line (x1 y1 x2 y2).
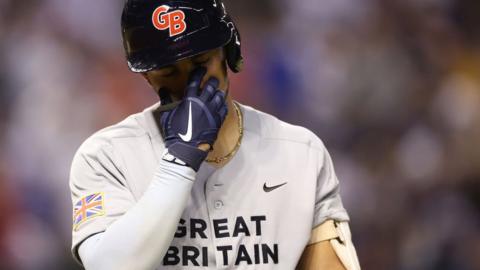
206 102 244 164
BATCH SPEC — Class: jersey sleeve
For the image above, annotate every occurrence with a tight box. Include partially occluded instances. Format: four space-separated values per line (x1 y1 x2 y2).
69 140 136 262
312 142 350 228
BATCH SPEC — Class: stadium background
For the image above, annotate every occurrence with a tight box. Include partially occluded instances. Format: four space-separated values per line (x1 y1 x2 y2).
0 0 479 269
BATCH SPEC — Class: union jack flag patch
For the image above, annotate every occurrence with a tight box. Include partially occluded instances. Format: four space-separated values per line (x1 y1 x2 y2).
73 192 105 231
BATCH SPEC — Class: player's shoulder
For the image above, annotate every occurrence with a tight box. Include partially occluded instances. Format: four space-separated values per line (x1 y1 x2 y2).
240 104 325 151
73 106 154 159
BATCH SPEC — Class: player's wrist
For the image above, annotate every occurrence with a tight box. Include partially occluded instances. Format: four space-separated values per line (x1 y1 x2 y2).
162 144 208 172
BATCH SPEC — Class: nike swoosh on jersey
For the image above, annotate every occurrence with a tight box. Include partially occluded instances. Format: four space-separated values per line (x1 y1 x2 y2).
263 182 287 192
178 102 193 142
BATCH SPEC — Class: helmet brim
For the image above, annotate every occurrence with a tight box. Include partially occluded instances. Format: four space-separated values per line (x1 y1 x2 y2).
126 23 232 73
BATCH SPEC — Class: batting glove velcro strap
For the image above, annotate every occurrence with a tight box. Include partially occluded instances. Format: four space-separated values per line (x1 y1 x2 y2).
163 143 208 172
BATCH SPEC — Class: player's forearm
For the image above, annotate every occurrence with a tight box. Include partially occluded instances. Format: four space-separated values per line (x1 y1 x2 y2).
297 241 346 270
298 221 360 270
79 159 196 270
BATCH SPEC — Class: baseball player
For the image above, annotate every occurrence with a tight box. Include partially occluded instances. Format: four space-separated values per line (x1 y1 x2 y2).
69 0 360 269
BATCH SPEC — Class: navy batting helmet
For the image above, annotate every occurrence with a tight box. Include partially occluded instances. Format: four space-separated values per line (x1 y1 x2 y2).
121 0 243 73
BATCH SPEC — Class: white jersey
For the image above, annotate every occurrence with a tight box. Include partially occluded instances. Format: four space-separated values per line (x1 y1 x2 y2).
70 103 349 269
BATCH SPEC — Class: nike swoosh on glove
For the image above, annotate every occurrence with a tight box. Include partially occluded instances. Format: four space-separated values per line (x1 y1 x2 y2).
160 67 228 171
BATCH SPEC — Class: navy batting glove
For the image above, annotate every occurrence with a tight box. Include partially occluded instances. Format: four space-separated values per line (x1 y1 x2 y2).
160 67 228 171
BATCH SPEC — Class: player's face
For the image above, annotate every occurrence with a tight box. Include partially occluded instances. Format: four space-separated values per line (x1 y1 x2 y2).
144 48 229 101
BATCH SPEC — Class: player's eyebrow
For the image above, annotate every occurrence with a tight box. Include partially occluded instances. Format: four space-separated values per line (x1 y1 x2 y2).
159 64 175 70
193 52 211 60
156 65 176 75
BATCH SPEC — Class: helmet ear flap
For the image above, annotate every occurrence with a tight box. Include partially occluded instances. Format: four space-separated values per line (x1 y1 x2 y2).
226 22 244 73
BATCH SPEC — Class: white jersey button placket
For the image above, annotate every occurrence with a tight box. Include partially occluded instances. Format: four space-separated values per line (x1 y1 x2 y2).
204 174 231 268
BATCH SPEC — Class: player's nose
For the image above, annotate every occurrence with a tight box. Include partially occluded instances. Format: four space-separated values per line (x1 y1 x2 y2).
178 60 211 90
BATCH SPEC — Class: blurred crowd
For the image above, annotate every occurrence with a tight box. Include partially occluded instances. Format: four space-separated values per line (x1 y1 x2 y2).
0 0 479 269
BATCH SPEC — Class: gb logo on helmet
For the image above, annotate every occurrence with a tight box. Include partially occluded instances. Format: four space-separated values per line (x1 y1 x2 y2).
152 5 187 37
